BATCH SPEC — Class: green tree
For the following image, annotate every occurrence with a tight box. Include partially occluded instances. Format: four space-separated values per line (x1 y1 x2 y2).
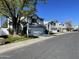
0 0 35 35
0 0 47 35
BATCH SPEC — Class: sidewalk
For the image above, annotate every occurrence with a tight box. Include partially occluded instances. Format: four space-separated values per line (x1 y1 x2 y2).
0 32 69 54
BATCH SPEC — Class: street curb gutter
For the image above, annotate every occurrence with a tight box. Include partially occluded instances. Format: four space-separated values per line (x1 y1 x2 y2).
0 32 70 54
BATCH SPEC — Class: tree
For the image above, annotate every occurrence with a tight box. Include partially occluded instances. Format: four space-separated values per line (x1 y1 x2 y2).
49 20 58 26
0 0 34 34
0 0 47 35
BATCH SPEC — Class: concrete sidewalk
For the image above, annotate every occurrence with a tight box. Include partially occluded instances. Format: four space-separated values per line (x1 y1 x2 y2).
0 32 70 54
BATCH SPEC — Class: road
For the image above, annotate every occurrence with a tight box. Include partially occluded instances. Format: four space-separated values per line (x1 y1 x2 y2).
0 32 79 59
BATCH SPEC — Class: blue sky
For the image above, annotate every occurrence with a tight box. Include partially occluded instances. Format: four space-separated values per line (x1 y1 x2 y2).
36 0 79 25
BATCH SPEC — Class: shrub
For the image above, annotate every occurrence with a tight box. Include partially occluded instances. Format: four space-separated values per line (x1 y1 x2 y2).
6 35 28 43
6 35 38 44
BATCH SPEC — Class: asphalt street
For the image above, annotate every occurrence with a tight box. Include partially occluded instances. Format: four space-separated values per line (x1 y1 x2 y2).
0 32 79 59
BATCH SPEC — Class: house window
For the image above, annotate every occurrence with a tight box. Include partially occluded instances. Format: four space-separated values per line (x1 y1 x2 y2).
31 19 37 23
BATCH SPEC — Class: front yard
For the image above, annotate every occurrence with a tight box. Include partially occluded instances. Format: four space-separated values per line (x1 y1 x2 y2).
0 35 38 45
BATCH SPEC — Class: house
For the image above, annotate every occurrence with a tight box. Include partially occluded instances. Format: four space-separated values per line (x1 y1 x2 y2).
45 20 67 33
8 14 47 36
45 21 59 33
22 14 47 36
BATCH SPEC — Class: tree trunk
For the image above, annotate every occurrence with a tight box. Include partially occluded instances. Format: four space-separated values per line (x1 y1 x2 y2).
12 17 22 35
16 20 22 35
12 17 18 35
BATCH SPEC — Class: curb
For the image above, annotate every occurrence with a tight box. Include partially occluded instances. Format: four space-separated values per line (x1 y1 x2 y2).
0 32 70 54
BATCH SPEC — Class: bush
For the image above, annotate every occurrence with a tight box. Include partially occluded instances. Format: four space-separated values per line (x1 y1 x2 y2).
6 35 38 44
6 35 28 43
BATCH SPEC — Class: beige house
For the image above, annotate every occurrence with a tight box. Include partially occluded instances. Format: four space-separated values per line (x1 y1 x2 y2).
45 21 67 33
